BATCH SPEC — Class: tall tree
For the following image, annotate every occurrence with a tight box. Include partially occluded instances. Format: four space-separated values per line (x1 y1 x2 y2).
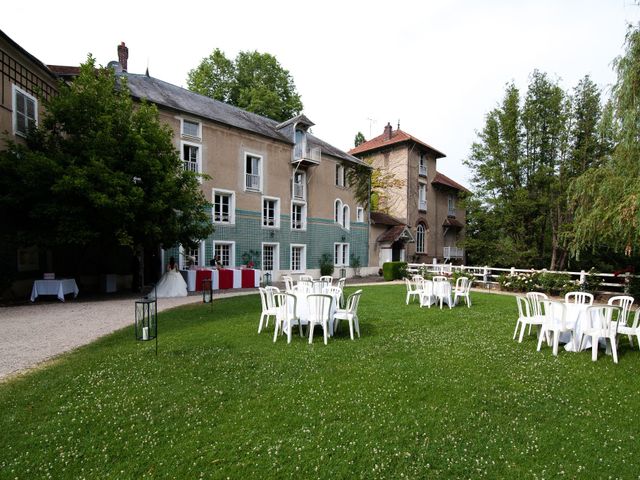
569 24 640 257
187 49 303 122
354 131 366 147
0 56 213 260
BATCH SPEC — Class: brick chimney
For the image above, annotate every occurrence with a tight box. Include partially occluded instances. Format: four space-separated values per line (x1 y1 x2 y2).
117 42 129 72
383 122 392 140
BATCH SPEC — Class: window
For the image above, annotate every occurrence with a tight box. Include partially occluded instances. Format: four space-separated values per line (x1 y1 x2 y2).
419 153 427 177
335 164 345 187
419 183 427 211
291 201 307 230
262 243 279 271
262 196 280 228
290 244 306 272
334 243 350 266
245 153 262 191
182 141 200 173
214 241 235 268
293 171 305 200
448 194 456 215
181 119 201 139
13 85 37 137
334 199 343 224
356 207 364 223
213 189 235 224
342 205 350 230
178 242 204 269
416 224 426 253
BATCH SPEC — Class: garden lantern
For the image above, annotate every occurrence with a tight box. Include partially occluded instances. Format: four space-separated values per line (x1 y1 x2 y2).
135 297 158 355
202 278 213 304
264 272 272 286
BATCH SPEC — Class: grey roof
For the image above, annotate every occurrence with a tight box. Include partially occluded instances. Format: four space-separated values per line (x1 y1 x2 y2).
123 73 369 167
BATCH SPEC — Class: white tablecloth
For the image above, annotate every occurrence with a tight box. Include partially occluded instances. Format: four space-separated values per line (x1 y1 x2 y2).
30 279 79 302
433 281 452 308
563 303 609 352
181 270 197 291
291 291 338 333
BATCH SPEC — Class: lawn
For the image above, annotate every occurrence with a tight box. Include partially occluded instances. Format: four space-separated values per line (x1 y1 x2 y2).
1 285 639 479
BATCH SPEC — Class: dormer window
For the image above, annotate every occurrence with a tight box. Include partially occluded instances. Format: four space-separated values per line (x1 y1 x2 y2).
293 128 320 164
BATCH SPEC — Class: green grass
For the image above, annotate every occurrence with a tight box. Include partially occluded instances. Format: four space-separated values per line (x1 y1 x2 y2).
1 285 639 479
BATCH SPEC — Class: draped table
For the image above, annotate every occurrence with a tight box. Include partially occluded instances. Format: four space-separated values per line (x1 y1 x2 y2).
30 279 79 302
192 268 260 291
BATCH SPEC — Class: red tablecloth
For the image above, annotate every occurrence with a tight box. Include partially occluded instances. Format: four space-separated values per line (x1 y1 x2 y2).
195 269 212 291
241 269 256 288
219 269 234 289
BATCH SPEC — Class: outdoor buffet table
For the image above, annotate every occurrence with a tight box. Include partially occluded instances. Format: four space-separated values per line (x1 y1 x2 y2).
191 268 260 291
30 279 79 302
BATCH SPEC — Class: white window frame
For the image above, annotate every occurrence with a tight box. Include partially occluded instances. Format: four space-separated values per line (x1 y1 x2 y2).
416 224 426 254
261 242 280 272
335 163 345 187
212 188 236 224
181 140 202 174
342 204 350 230
213 241 236 268
292 170 306 200
12 85 37 137
419 183 427 211
244 152 263 192
334 198 343 225
290 244 307 273
262 196 280 229
419 153 427 177
178 241 205 269
291 201 307 231
334 243 350 267
356 206 364 223
181 118 201 140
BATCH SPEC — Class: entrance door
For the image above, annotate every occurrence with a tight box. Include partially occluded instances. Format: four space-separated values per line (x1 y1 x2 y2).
391 241 404 261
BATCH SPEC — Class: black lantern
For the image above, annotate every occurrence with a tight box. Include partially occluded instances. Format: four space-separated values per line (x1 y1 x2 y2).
264 272 272 286
135 297 158 355
202 278 213 305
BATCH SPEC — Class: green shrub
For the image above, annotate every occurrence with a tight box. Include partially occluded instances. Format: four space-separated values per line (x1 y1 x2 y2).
580 268 603 294
383 261 407 281
319 253 334 277
452 270 475 283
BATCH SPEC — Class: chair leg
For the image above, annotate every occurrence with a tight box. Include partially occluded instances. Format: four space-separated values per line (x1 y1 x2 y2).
298 320 303 337
323 322 328 345
592 336 598 361
518 322 527 343
537 327 545 351
610 336 618 364
273 318 279 342
513 321 520 340
308 321 315 344
349 319 354 340
355 315 360 338
629 334 635 348
287 323 292 344
258 313 266 333
552 332 559 356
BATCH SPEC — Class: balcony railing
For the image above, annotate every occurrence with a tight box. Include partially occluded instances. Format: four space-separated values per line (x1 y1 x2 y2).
419 164 427 177
183 160 198 173
245 173 260 190
443 246 464 259
293 145 321 164
419 200 427 211
293 182 305 199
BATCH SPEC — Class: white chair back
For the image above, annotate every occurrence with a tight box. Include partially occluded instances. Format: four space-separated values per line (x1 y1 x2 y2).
454 277 468 293
307 294 333 323
282 275 294 292
516 295 531 320
337 278 346 290
297 279 312 292
299 274 313 283
259 287 269 312
319 276 333 288
526 292 548 318
608 295 634 327
587 304 621 337
344 289 362 315
264 286 280 310
565 291 594 305
433 276 448 283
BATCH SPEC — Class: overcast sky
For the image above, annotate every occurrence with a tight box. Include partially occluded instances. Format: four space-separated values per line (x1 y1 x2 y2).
4 0 640 188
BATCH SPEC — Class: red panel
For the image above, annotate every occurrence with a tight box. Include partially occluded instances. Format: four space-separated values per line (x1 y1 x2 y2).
241 269 255 288
219 269 233 289
195 269 212 291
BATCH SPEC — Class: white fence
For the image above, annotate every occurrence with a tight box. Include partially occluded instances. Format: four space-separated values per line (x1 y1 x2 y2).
406 262 634 294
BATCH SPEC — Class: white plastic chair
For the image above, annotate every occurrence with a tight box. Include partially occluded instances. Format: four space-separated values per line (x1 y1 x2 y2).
579 305 621 363
258 287 277 333
537 301 575 356
565 291 594 305
299 274 313 283
453 277 472 307
419 280 435 308
618 309 640 349
526 292 548 337
282 275 294 292
433 276 448 283
297 279 312 293
514 295 544 343
404 277 422 305
307 294 334 345
334 289 362 339
272 292 303 344
336 278 346 307
608 296 635 345
319 276 333 287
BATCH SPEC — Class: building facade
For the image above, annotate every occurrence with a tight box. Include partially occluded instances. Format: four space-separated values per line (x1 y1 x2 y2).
123 73 371 280
350 123 468 266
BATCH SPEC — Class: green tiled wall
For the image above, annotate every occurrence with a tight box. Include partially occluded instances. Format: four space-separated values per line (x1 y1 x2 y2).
169 209 369 270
